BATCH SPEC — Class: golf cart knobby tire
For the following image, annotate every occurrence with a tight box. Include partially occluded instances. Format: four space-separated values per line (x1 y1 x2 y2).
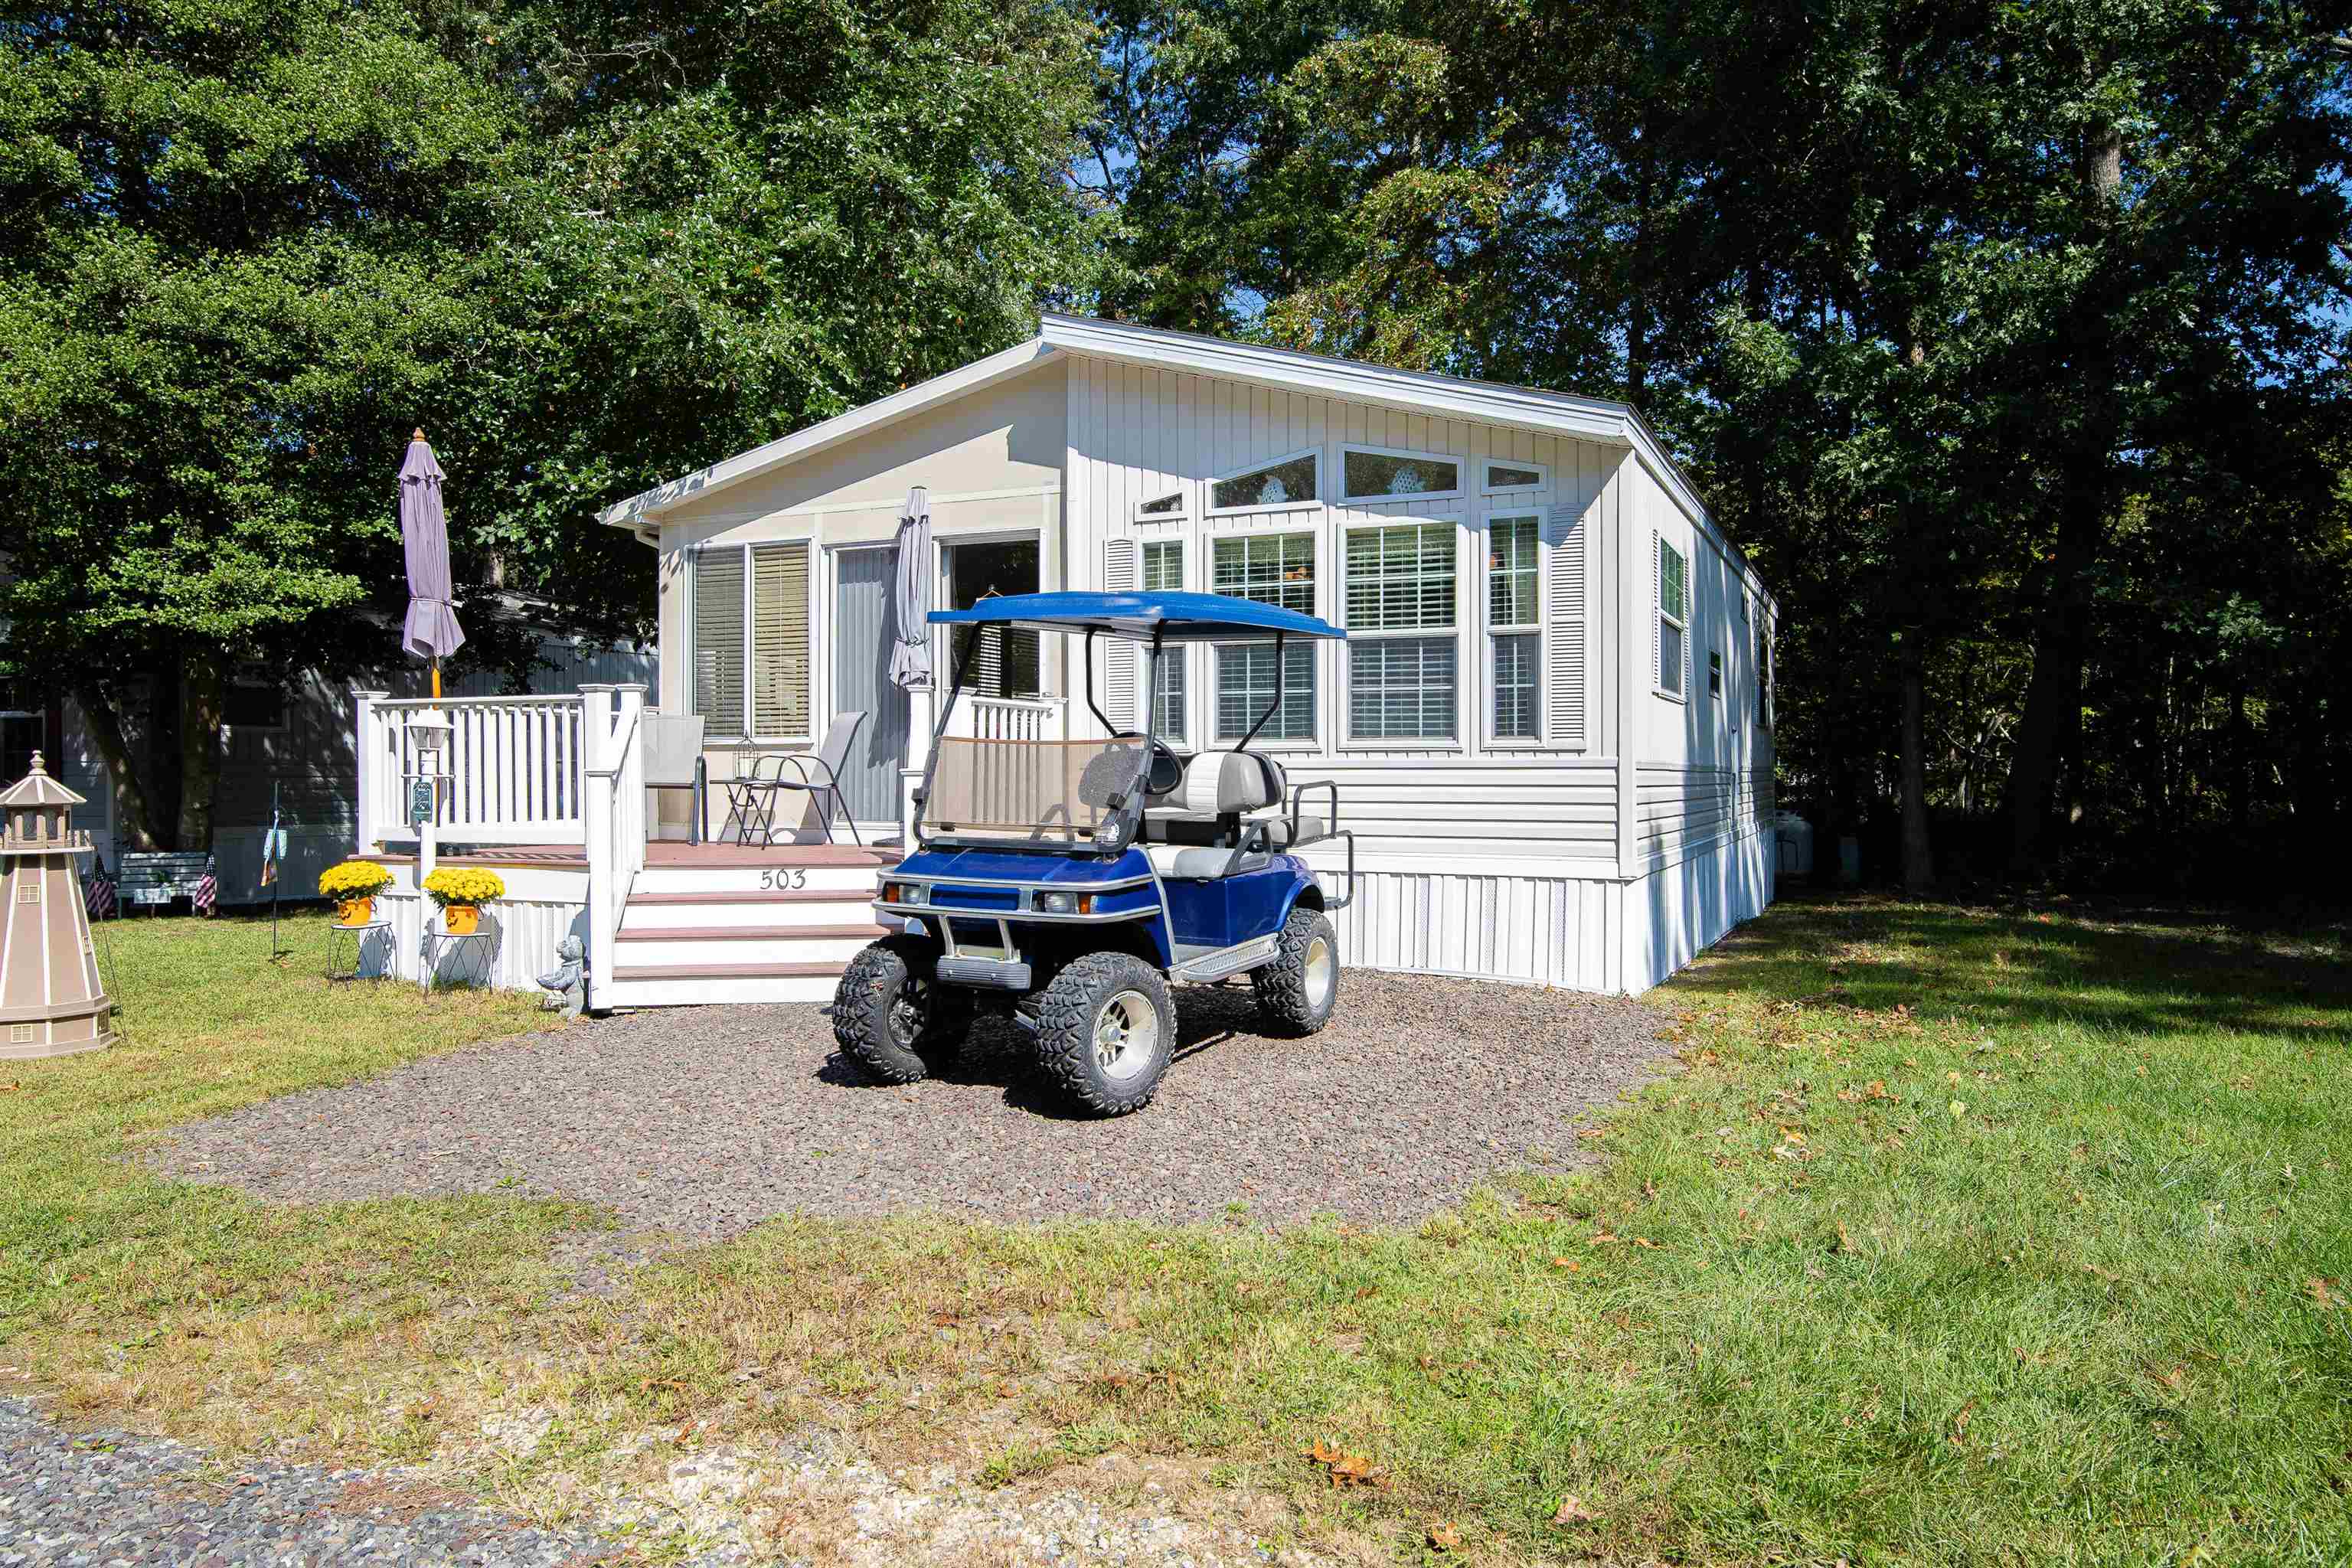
832 935 972 1086
1253 906 1340 1035
1034 952 1176 1116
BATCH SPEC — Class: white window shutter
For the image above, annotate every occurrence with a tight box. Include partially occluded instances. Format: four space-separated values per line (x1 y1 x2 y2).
1652 530 1662 691
1544 505 1586 745
1103 538 1139 731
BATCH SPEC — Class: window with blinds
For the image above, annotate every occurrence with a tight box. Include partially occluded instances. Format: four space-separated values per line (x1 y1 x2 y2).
1211 534 1316 742
1345 522 1458 742
750 541 812 738
691 548 747 737
1658 535 1689 699
1487 515 1540 740
691 541 811 739
1143 540 1186 743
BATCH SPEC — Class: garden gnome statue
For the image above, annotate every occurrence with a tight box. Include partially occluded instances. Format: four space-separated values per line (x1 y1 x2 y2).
536 935 586 1018
0 753 115 1058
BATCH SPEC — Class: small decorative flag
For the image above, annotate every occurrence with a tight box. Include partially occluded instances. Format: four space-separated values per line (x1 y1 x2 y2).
193 864 217 916
260 815 284 888
84 868 116 920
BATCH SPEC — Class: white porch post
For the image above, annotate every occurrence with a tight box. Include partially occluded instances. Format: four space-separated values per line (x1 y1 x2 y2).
352 689 388 853
900 683 936 848
580 684 618 1011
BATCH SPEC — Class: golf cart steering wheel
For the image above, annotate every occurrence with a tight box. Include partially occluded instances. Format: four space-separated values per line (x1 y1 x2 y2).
1114 733 1187 798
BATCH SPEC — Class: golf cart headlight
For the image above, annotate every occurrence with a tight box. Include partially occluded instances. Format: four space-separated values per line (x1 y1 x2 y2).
884 881 927 906
1092 812 1132 851
1036 890 1076 914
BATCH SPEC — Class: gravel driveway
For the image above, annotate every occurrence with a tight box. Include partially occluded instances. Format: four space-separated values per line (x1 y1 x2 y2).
0 1396 719 1566
155 972 1670 1237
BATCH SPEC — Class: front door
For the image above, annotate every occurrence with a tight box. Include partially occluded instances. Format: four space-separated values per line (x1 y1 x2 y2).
832 546 913 828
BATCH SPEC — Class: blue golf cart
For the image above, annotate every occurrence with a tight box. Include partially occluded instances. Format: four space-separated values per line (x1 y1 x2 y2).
830 591 1355 1115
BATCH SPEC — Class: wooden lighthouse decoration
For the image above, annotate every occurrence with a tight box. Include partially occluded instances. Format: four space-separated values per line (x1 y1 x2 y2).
0 753 114 1060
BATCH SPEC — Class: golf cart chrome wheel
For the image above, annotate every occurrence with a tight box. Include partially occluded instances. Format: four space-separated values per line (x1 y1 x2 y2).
1036 952 1176 1116
834 935 972 1086
1254 906 1341 1036
1093 988 1162 1082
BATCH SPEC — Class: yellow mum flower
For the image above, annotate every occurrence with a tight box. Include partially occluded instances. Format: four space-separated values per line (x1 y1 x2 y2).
422 867 505 908
318 859 395 899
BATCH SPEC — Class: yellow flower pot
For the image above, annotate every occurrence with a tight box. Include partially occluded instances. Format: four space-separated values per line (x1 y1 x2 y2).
336 896 374 928
443 903 481 936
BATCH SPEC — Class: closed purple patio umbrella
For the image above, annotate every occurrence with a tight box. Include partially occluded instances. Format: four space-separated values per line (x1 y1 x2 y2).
889 485 932 689
400 430 465 688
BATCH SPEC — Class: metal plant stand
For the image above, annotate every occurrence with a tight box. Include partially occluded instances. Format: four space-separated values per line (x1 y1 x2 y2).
325 921 395 983
420 929 496 991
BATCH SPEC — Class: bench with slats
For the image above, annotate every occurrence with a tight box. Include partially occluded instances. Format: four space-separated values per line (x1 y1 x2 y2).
116 851 217 915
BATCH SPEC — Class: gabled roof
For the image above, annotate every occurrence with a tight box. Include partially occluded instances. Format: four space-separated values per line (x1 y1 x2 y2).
597 314 1763 598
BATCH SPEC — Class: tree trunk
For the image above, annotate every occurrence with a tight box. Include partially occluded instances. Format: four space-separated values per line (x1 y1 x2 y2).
70 681 167 852
175 650 227 852
1900 638 1936 894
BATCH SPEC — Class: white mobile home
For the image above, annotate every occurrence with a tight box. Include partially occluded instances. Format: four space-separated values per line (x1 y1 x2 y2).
348 316 1775 1003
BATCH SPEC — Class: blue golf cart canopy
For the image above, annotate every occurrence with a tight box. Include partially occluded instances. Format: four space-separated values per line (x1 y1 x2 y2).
929 590 1344 642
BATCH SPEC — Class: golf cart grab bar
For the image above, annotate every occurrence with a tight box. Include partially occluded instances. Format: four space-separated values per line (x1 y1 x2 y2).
1288 779 1337 846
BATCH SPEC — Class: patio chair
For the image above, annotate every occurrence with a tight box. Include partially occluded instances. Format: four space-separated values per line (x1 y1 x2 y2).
727 711 869 847
642 712 708 844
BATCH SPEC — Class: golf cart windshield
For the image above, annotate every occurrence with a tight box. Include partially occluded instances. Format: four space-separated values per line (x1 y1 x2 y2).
919 592 1343 850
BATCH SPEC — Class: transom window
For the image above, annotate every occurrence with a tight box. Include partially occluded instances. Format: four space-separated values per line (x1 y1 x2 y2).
1341 446 1461 502
1658 537 1688 699
1210 450 1318 512
1138 489 1185 518
1212 534 1315 741
1346 522 1457 741
1487 515 1540 741
1483 460 1547 492
691 541 813 741
1142 540 1186 743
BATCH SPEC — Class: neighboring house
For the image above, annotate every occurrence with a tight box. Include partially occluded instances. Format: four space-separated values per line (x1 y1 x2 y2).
8 633 653 907
574 314 1777 994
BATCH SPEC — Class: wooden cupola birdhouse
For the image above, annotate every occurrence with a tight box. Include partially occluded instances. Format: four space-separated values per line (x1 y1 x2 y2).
0 752 114 1059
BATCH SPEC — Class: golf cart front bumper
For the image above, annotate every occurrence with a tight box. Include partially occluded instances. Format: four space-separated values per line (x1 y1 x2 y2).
875 845 1168 988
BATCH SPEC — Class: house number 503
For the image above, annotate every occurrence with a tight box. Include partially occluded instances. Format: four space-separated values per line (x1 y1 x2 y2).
758 869 808 890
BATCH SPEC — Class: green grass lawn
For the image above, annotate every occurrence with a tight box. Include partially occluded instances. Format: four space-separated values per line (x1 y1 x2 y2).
3 897 2349 1566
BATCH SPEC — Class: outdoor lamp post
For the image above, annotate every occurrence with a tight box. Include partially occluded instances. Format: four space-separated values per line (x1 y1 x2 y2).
405 708 452 888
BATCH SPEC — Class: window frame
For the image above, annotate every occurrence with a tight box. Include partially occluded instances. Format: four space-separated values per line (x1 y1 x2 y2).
1479 459 1551 495
1339 443 1465 505
1481 509 1544 747
1207 528 1321 748
1340 518 1464 749
688 537 816 746
1656 535 1690 704
1204 447 1324 517
1135 485 1190 523
224 670 289 733
1141 537 1188 744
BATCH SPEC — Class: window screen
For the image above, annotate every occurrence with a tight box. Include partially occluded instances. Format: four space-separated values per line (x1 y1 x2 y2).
691 548 747 736
1349 638 1456 740
1346 524 1455 630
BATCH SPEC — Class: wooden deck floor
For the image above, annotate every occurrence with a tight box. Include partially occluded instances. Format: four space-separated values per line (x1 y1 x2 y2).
367 839 902 870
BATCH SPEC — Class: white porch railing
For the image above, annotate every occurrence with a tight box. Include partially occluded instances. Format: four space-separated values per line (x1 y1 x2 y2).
356 692 587 847
952 694 1066 743
580 684 647 1012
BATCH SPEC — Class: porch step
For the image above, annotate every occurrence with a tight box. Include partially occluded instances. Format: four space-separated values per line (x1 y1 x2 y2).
607 928 883 968
612 923 886 943
619 890 883 930
629 864 890 897
610 961 848 981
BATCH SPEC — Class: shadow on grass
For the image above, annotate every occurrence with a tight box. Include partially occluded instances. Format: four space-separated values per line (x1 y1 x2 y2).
1680 888 2352 1047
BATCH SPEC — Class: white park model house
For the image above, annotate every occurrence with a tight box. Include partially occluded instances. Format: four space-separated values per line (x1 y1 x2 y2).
348 314 1775 1003
607 315 1776 995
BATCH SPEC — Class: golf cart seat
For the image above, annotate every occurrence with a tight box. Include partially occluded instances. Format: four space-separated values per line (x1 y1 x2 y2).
1143 750 1299 878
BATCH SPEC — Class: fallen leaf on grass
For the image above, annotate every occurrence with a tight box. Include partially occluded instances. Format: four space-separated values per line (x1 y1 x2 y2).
2309 1277 2343 1309
1575 1125 1609 1140
1949 1398 1977 1447
1588 1230 1624 1246
1632 1236 1663 1250
1354 1285 1376 1301
0 1081 18 1093
1303 1439 1387 1489
1552 1494 1599 1524
1834 1221 1855 1253
1551 1256 1580 1270
1427 1521 1462 1550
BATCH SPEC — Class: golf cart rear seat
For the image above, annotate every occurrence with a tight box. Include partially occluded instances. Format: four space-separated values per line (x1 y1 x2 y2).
1142 750 1330 878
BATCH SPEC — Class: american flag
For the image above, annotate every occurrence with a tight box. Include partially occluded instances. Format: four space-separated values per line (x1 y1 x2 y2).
84 869 115 920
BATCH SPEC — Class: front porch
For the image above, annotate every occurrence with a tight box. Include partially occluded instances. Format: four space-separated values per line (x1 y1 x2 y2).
348 684 1061 1007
